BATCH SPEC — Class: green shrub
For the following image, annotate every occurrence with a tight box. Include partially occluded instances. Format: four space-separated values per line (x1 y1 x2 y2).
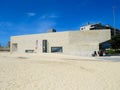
107 49 120 55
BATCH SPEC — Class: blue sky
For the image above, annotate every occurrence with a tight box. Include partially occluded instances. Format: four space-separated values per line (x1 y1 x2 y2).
0 0 120 46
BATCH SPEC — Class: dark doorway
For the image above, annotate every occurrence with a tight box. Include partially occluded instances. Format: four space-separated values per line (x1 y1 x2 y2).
42 40 47 53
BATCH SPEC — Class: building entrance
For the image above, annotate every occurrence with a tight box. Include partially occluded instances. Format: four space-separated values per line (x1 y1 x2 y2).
42 40 47 53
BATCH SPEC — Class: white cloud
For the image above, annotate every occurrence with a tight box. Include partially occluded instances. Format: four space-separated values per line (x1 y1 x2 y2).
0 16 57 36
40 13 58 19
27 12 36 17
49 14 58 18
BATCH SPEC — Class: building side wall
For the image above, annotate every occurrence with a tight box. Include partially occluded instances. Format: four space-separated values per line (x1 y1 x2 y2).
10 30 111 56
11 32 69 53
66 43 99 56
65 30 111 56
69 30 111 43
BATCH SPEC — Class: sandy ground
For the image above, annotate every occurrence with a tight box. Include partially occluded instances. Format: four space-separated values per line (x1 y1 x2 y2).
0 52 120 90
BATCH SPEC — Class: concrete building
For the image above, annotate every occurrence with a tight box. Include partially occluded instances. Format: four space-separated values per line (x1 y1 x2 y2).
80 23 120 36
10 29 111 57
80 23 108 30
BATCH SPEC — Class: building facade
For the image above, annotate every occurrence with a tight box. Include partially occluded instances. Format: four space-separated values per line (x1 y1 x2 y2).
80 23 120 36
10 29 111 56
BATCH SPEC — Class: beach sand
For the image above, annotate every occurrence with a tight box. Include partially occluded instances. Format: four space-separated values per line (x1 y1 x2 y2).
0 52 120 90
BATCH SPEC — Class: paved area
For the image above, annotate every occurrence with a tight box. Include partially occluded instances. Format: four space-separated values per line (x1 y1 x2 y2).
96 56 120 61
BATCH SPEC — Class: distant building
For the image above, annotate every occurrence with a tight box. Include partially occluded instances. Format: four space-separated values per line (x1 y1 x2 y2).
10 28 111 57
80 23 120 36
80 23 106 30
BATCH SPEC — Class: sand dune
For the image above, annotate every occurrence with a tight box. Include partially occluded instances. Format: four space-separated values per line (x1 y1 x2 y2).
0 53 120 90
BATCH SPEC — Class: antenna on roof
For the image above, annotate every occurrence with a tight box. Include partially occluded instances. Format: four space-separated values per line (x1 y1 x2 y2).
112 6 116 36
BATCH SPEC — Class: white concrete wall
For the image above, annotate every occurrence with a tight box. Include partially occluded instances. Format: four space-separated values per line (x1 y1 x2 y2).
69 30 111 43
66 43 99 56
11 32 69 53
10 29 111 56
65 30 111 56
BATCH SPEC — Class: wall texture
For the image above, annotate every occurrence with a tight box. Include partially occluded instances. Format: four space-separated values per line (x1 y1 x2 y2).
66 30 111 56
11 29 111 56
11 32 69 53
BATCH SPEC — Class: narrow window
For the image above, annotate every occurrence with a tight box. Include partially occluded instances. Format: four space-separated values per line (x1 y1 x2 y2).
42 40 47 53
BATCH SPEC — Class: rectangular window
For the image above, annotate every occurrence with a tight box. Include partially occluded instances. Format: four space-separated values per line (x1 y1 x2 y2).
51 47 63 53
25 50 34 53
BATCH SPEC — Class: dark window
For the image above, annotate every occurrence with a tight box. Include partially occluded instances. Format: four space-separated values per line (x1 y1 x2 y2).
25 50 34 53
51 47 63 53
